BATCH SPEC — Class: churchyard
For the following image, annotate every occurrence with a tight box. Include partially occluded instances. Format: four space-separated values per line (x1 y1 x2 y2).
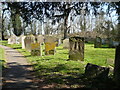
0 38 115 88
1 2 120 88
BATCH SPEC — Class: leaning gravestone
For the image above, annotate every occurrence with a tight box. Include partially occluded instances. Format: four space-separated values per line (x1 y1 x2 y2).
31 43 41 56
69 37 84 61
24 35 35 52
85 63 109 80
44 36 56 55
22 36 26 49
94 37 102 48
63 38 69 49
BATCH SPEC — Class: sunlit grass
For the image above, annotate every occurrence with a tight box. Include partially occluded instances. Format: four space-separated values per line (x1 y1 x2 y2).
0 47 5 71
0 40 115 88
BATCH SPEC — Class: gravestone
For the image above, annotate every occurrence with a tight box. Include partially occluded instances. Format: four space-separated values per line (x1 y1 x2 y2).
106 58 114 66
112 41 119 47
31 43 41 56
44 36 56 55
18 35 25 44
56 38 62 47
107 38 113 48
63 38 69 49
101 39 106 45
16 37 20 44
37 35 44 44
85 63 109 79
24 35 35 52
94 37 102 48
21 36 26 49
69 37 84 61
8 35 18 44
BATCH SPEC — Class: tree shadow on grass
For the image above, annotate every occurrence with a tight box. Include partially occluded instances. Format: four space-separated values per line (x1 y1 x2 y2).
34 63 117 88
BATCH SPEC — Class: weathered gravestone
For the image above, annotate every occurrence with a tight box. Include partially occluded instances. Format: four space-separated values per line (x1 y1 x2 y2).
8 35 18 44
21 36 26 49
85 63 109 79
69 37 84 61
106 58 114 66
105 38 113 48
44 36 56 55
37 35 44 44
63 38 69 49
56 38 62 47
24 35 35 52
112 41 119 47
94 37 102 48
101 39 106 45
31 43 41 56
18 35 25 44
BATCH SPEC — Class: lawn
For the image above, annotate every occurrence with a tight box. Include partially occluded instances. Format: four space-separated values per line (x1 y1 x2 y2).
0 47 5 72
0 40 115 88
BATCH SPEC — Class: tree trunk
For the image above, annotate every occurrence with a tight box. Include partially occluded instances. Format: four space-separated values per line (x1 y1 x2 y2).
1 8 5 40
114 44 120 87
63 15 68 39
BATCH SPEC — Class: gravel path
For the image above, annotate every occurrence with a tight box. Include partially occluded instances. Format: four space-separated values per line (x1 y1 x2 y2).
0 45 38 89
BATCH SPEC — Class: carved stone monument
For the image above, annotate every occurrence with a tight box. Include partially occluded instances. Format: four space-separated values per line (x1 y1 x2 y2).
69 37 84 61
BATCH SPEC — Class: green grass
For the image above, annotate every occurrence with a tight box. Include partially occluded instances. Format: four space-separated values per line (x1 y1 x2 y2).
85 44 115 66
0 40 115 88
0 47 5 71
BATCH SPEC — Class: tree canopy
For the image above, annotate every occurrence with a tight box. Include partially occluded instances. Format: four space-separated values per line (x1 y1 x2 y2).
1 1 120 39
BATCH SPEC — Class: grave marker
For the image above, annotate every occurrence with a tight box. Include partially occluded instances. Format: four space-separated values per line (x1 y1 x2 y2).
69 37 84 61
22 36 26 49
85 63 109 79
31 43 41 56
8 35 18 44
37 35 44 44
44 36 56 55
24 35 35 52
94 37 102 48
63 38 69 49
